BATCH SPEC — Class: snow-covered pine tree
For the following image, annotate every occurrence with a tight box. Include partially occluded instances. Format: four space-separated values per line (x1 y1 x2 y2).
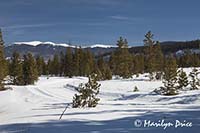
72 73 101 108
189 68 200 90
162 55 178 95
177 68 189 90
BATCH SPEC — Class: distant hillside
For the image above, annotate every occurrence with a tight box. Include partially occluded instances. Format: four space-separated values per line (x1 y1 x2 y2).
4 42 116 60
129 40 200 55
4 40 200 60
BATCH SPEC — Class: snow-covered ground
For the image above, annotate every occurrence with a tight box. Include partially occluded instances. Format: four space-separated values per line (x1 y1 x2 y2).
0 68 200 133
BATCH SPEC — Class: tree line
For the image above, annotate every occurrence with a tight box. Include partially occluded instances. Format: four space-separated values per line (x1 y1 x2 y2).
1 29 200 93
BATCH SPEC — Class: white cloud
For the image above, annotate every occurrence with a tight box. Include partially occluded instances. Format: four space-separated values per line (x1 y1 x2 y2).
2 23 60 30
110 15 130 20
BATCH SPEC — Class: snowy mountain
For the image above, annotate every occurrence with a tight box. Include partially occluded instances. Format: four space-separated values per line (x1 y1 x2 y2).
4 40 200 60
13 41 116 48
89 44 116 48
5 41 116 59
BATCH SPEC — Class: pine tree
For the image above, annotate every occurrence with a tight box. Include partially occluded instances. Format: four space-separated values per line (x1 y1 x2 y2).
83 50 94 76
59 51 65 76
144 31 156 74
42 59 48 75
73 47 80 76
133 54 144 74
51 54 60 76
109 52 115 72
189 68 200 90
87 50 95 75
143 31 163 80
78 48 84 76
0 29 7 90
10 52 23 85
36 55 45 76
111 37 133 78
104 66 112 80
177 68 189 90
22 53 38 85
94 65 103 81
64 48 73 77
72 73 101 108
96 56 112 80
154 41 164 72
46 59 51 76
162 55 178 95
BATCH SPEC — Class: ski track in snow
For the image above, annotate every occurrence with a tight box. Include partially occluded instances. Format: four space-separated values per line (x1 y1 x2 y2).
0 68 200 133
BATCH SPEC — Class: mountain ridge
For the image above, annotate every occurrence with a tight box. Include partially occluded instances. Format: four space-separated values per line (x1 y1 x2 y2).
4 40 200 60
12 41 116 48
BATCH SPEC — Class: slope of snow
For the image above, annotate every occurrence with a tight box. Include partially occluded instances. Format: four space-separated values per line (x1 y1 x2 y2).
0 68 200 132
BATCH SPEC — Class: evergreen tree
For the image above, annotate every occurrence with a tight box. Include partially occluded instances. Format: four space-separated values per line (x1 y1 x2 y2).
46 59 51 76
189 68 200 90
177 68 189 90
111 37 133 78
143 31 163 80
78 48 85 76
73 47 80 76
192 53 200 67
86 50 95 75
0 29 7 90
83 50 94 76
72 73 101 108
64 48 73 77
154 41 164 72
59 51 65 76
144 31 156 75
22 53 38 85
51 54 60 76
36 55 45 76
96 56 112 80
42 60 48 75
94 65 103 81
10 52 23 85
104 66 112 80
162 55 178 95
109 52 115 72
133 54 144 74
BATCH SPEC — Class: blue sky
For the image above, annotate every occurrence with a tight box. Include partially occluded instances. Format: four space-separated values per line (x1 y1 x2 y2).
0 0 200 46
